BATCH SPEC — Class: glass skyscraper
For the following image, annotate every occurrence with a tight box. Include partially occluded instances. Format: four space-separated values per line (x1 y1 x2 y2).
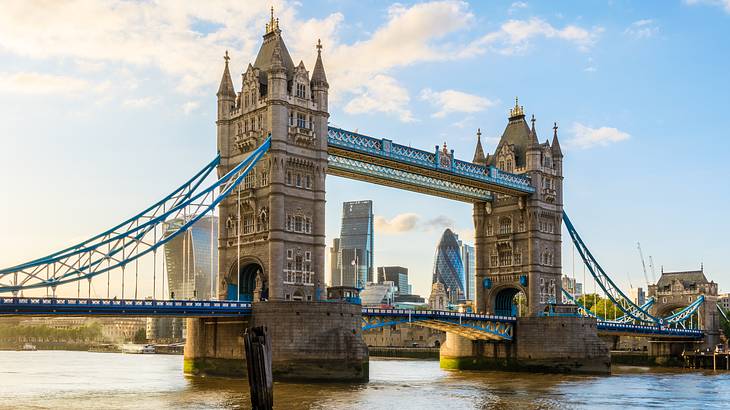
377 266 411 295
160 214 218 340
330 201 373 288
458 239 476 301
432 228 465 304
163 214 219 300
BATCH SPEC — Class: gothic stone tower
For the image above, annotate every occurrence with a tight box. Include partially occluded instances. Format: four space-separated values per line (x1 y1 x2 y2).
443 110 608 373
215 15 329 303
473 99 564 316
186 13 368 381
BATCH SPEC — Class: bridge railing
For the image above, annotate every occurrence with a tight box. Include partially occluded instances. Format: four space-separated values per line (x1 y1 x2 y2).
0 297 252 309
361 307 517 322
327 127 534 193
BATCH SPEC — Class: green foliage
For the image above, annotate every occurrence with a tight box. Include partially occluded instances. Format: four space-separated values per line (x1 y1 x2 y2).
575 294 623 319
0 322 102 342
133 328 147 344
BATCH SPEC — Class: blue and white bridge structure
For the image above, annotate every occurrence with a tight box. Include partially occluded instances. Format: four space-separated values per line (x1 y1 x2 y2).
0 128 710 341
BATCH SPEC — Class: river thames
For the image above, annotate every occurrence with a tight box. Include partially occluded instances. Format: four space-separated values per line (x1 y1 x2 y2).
1 351 728 409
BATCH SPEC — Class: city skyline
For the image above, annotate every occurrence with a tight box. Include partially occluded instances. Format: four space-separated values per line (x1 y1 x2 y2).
1 1 729 301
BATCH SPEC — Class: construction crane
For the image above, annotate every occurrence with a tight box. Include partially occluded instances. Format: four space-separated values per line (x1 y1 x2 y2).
637 242 651 288
648 255 657 284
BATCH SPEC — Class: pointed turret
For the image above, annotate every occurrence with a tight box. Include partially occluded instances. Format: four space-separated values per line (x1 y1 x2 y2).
529 114 539 145
473 128 486 165
311 39 329 111
311 39 329 87
551 122 563 157
217 50 235 98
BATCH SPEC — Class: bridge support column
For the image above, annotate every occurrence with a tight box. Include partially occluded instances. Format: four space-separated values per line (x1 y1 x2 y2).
184 317 249 377
440 317 610 374
184 301 368 381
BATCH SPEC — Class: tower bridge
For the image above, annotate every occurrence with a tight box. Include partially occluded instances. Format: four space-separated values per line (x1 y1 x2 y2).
0 12 721 381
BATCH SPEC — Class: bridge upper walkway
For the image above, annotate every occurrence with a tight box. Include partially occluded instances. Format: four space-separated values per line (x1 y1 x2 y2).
327 127 534 202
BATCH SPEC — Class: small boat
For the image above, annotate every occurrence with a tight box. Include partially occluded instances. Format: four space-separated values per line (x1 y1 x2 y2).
142 344 156 354
21 343 37 351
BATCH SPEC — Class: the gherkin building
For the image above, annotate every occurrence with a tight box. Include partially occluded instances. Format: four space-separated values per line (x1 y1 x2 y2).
432 229 465 304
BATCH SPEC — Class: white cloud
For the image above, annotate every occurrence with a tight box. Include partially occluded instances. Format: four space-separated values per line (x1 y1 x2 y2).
182 101 200 115
462 17 603 56
508 2 529 14
375 213 420 234
0 1 601 121
584 57 597 72
0 72 89 95
684 0 730 13
344 75 414 122
122 96 159 108
568 123 630 149
624 19 659 39
374 213 457 234
420 88 497 118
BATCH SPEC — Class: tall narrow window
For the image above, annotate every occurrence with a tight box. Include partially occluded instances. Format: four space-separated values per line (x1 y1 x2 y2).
296 173 302 188
297 112 306 128
294 216 303 232
499 217 512 235
305 175 312 189
296 83 306 98
304 217 311 234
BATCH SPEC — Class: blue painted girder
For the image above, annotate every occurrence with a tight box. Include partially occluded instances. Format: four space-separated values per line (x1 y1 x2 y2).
327 127 534 199
0 297 252 317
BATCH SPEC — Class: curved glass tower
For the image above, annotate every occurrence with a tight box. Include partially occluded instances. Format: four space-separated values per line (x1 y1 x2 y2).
432 229 465 304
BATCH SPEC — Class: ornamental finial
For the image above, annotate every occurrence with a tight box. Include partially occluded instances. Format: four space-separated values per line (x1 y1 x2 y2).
224 50 230 64
509 96 524 118
316 39 323 53
266 6 279 33
553 122 558 137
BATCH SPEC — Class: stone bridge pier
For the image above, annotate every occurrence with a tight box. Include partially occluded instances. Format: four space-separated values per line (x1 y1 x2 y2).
439 317 610 374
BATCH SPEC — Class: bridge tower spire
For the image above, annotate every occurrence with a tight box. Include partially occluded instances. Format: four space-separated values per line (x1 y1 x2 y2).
474 99 563 317
189 12 368 381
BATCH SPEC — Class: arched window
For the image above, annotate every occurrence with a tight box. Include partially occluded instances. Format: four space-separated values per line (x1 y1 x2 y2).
499 217 512 235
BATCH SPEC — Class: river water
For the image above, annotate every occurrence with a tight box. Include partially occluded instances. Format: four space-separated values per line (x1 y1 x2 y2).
0 351 727 409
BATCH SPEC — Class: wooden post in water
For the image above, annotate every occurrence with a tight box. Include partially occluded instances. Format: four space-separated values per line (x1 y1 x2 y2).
244 326 273 410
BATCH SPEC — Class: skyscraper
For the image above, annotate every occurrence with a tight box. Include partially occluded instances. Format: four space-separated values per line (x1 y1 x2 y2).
162 214 218 339
457 239 475 301
432 229 466 304
164 215 219 301
332 201 374 288
377 266 411 295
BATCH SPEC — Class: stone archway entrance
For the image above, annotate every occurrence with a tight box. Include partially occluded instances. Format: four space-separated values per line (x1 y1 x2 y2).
493 287 526 317
226 261 267 302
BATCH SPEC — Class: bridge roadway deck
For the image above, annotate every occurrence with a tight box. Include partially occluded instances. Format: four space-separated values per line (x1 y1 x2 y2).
0 297 252 317
0 298 705 340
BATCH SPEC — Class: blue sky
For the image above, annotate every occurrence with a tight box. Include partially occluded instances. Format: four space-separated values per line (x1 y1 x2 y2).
0 0 728 298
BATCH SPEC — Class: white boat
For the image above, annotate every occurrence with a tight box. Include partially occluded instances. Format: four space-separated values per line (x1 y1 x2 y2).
121 344 156 354
21 343 37 351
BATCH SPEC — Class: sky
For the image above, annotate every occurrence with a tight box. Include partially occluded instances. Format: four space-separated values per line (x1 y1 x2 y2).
1 0 729 299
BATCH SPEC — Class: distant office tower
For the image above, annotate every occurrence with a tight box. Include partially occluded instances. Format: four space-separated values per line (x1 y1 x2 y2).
457 238 475 301
329 238 341 286
432 229 465 304
377 266 411 295
629 287 646 306
333 201 374 288
163 215 218 340
164 215 219 300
